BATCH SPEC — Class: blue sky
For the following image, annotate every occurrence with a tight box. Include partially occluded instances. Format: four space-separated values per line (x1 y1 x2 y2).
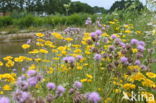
71 0 146 9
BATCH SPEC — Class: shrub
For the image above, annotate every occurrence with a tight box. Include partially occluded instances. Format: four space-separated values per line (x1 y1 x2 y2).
0 16 13 27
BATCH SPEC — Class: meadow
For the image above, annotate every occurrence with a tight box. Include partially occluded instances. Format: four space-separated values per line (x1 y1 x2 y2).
0 9 156 103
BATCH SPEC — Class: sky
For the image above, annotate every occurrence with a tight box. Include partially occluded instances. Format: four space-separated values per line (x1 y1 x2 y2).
71 0 146 9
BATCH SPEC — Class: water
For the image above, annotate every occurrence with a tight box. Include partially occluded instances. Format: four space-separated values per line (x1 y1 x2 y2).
0 40 27 57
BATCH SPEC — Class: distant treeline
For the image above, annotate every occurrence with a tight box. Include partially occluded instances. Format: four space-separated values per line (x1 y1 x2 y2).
0 0 145 15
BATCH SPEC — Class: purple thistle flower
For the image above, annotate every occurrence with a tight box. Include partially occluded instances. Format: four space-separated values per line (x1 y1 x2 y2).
73 81 82 89
68 56 75 63
95 30 102 36
120 57 128 63
22 68 25 72
138 41 145 47
26 39 31 44
63 56 75 63
56 85 66 97
119 42 126 48
76 55 83 60
111 34 117 39
13 90 31 103
27 70 37 77
56 85 65 93
63 57 68 63
87 92 101 103
0 97 10 103
137 45 145 52
134 60 141 65
90 32 97 38
47 83 56 90
17 81 29 91
102 27 105 30
94 54 102 61
130 39 138 45
27 77 38 86
109 46 115 51
103 37 108 43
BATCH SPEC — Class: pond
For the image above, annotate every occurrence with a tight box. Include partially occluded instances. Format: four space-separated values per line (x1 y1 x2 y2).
0 40 27 57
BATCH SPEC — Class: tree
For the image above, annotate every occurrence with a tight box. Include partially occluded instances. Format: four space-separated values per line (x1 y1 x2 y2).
109 0 145 12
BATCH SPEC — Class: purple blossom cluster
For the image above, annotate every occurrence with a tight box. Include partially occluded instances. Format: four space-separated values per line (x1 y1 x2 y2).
85 17 92 25
64 27 80 34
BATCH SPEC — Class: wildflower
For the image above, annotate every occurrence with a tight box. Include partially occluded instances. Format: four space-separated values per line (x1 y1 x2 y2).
22 44 30 49
5 60 14 68
111 34 117 39
3 85 12 91
47 83 56 90
36 33 45 37
123 83 136 90
56 85 66 97
39 49 48 54
0 61 3 66
138 41 145 47
90 32 97 38
130 39 138 45
73 81 82 89
27 70 37 77
137 45 145 52
94 54 102 61
64 37 73 42
63 56 75 64
0 97 10 103
146 72 156 78
17 81 29 91
27 77 38 86
87 92 101 103
95 30 102 36
46 94 54 103
134 60 141 65
142 79 155 88
76 55 83 60
120 57 128 63
13 90 31 103
51 32 63 39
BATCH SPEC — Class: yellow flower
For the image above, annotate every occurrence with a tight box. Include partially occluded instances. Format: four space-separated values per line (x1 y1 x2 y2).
113 89 121 93
28 49 39 54
5 60 15 68
0 91 3 94
123 83 136 90
64 37 73 42
0 61 3 66
77 66 83 70
51 32 63 39
125 30 131 34
146 72 156 78
3 56 13 61
109 21 115 24
47 67 54 74
132 48 138 53
74 49 82 53
136 31 142 34
22 44 30 49
129 72 145 82
36 42 44 47
39 49 48 54
36 33 45 37
86 74 93 79
104 98 112 103
142 79 155 88
3 85 12 91
28 64 36 70
80 79 88 82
